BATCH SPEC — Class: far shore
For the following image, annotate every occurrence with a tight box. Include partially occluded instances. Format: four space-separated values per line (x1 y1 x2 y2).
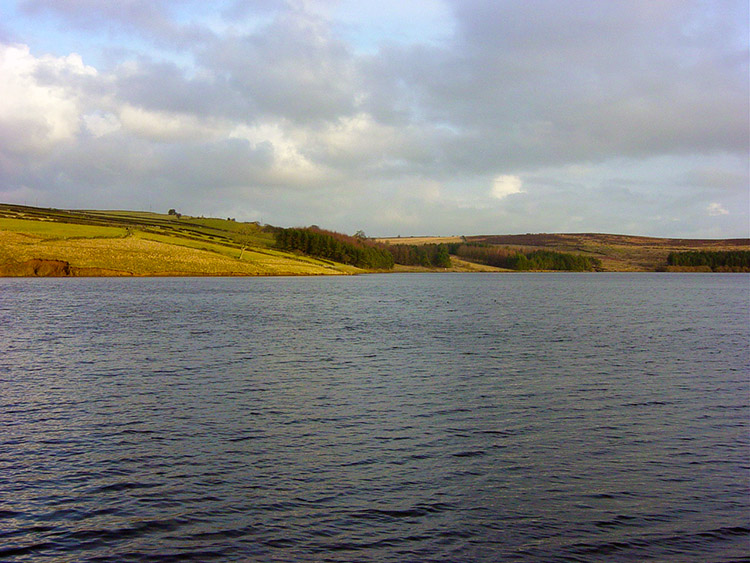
2 204 748 276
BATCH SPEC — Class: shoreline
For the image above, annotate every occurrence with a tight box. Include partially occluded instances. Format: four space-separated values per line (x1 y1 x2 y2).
1 258 746 278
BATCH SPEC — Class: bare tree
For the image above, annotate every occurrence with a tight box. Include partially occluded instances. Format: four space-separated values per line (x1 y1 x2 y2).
236 225 255 260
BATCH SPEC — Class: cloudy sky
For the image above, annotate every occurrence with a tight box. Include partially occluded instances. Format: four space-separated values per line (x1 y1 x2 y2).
0 0 747 237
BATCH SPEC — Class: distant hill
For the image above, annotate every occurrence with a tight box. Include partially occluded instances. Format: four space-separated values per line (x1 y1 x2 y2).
378 233 750 272
2 203 748 275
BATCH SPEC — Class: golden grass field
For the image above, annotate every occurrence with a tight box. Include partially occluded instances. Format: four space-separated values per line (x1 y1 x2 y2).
0 210 360 277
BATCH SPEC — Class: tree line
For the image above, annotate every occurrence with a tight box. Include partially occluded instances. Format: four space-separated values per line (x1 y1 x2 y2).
455 244 601 271
666 250 750 272
273 227 394 269
385 243 453 268
273 228 603 272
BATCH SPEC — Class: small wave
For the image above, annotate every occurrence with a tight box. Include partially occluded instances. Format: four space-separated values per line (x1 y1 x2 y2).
0 524 57 539
585 491 635 499
87 481 162 494
263 537 298 548
188 527 253 541
594 514 638 529
477 429 515 436
98 546 232 562
226 435 259 442
568 525 750 558
438 528 474 539
56 516 190 550
452 450 486 458
0 541 57 559
318 534 432 552
621 400 671 407
436 407 472 415
260 501 305 512
118 428 157 435
695 526 750 540
568 538 648 557
340 458 376 467
292 494 339 505
350 502 455 522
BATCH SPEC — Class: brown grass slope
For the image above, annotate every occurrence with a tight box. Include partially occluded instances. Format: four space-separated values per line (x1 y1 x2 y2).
471 233 750 271
379 232 750 271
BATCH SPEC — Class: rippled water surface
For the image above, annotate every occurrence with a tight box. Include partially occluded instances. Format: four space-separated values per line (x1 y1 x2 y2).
1 273 748 562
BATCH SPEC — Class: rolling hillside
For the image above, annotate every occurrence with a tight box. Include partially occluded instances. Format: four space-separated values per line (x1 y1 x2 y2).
378 233 750 272
0 204 360 276
2 204 748 275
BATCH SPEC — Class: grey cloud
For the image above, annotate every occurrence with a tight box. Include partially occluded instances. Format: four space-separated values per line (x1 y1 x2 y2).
113 59 250 119
158 138 275 190
355 0 749 174
110 8 357 124
0 116 55 158
684 168 748 191
199 11 359 124
2 133 277 210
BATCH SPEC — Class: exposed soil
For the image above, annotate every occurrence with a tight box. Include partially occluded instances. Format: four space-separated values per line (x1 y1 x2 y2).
0 259 73 277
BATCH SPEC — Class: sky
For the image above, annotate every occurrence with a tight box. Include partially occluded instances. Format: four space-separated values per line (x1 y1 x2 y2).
0 0 747 237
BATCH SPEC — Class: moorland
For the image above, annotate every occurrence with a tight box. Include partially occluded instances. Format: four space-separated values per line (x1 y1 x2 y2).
1 203 748 276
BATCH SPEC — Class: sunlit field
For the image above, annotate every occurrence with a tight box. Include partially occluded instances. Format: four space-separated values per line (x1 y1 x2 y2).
0 211 357 276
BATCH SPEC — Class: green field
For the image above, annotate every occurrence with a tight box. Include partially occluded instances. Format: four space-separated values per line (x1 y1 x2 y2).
0 217 128 239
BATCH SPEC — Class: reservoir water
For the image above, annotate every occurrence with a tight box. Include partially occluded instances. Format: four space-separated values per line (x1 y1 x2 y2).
1 273 748 562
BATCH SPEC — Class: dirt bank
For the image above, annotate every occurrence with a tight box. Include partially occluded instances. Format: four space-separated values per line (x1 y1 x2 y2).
0 259 133 277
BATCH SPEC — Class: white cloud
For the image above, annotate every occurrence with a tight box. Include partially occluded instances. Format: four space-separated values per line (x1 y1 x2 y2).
229 122 331 187
491 175 523 199
82 111 121 137
707 202 729 216
317 113 399 160
0 44 95 153
118 105 225 142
